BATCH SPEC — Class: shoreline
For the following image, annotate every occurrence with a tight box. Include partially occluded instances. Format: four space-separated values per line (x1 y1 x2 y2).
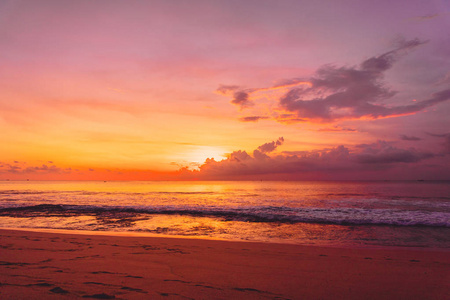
1 226 449 252
1 228 449 299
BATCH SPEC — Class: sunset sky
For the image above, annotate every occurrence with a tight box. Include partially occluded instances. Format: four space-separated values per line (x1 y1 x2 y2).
1 0 449 180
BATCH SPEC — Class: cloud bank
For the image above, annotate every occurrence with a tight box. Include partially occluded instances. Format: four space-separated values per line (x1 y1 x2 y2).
3 137 447 180
0 161 72 177
179 138 439 180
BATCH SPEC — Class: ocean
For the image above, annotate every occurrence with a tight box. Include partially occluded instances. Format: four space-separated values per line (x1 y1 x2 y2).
0 180 449 248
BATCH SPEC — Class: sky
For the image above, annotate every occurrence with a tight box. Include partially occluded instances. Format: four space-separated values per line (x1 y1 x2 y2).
0 0 449 180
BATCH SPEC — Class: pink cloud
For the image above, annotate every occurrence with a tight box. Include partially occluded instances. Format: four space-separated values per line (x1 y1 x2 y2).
238 116 270 122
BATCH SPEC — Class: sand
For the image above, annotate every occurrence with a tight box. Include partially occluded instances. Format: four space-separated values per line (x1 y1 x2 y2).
0 229 449 299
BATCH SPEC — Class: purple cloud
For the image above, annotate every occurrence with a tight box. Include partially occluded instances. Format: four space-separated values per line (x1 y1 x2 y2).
427 132 450 154
216 85 254 108
355 141 434 164
278 39 441 122
400 135 422 141
184 138 435 179
218 39 450 123
257 137 284 153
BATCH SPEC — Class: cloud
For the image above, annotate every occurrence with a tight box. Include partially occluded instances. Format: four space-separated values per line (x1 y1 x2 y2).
24 165 65 173
217 82 311 110
218 39 450 123
427 132 450 154
278 39 441 122
216 85 240 94
1 164 22 173
216 85 254 108
400 134 421 141
410 13 440 21
239 116 269 122
317 126 356 132
183 138 436 179
426 132 449 138
408 12 450 22
355 140 434 164
230 91 253 108
256 137 284 153
0 162 70 175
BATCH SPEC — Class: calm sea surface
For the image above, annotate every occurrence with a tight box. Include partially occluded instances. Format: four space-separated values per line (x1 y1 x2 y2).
0 181 449 248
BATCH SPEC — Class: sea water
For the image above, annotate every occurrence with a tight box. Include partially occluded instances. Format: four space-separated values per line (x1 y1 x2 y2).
0 180 449 248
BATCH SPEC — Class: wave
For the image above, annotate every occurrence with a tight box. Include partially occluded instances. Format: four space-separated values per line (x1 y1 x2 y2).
1 204 449 228
0 190 217 195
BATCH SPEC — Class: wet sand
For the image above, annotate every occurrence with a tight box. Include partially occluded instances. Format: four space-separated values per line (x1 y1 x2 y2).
0 229 449 299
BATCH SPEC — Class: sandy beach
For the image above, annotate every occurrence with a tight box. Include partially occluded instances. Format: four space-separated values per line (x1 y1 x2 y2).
0 229 448 299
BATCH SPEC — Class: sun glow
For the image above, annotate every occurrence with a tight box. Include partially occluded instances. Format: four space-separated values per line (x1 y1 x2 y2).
181 146 227 169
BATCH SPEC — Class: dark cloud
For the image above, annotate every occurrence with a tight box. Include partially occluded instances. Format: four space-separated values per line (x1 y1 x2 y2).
219 39 450 123
217 81 311 110
426 132 450 138
230 91 252 107
216 85 254 108
253 137 284 159
257 137 284 153
355 140 434 164
278 39 438 122
360 39 426 72
400 134 421 141
184 138 435 179
239 116 269 122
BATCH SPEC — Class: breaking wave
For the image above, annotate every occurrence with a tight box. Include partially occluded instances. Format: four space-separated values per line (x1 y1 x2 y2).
1 203 449 227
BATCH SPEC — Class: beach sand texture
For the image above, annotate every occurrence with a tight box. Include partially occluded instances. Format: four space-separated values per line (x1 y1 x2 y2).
1 229 449 299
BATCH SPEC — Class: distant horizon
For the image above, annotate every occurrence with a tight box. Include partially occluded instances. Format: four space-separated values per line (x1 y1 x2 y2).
1 179 449 182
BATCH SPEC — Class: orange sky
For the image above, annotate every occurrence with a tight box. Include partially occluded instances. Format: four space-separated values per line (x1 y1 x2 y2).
1 0 449 180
